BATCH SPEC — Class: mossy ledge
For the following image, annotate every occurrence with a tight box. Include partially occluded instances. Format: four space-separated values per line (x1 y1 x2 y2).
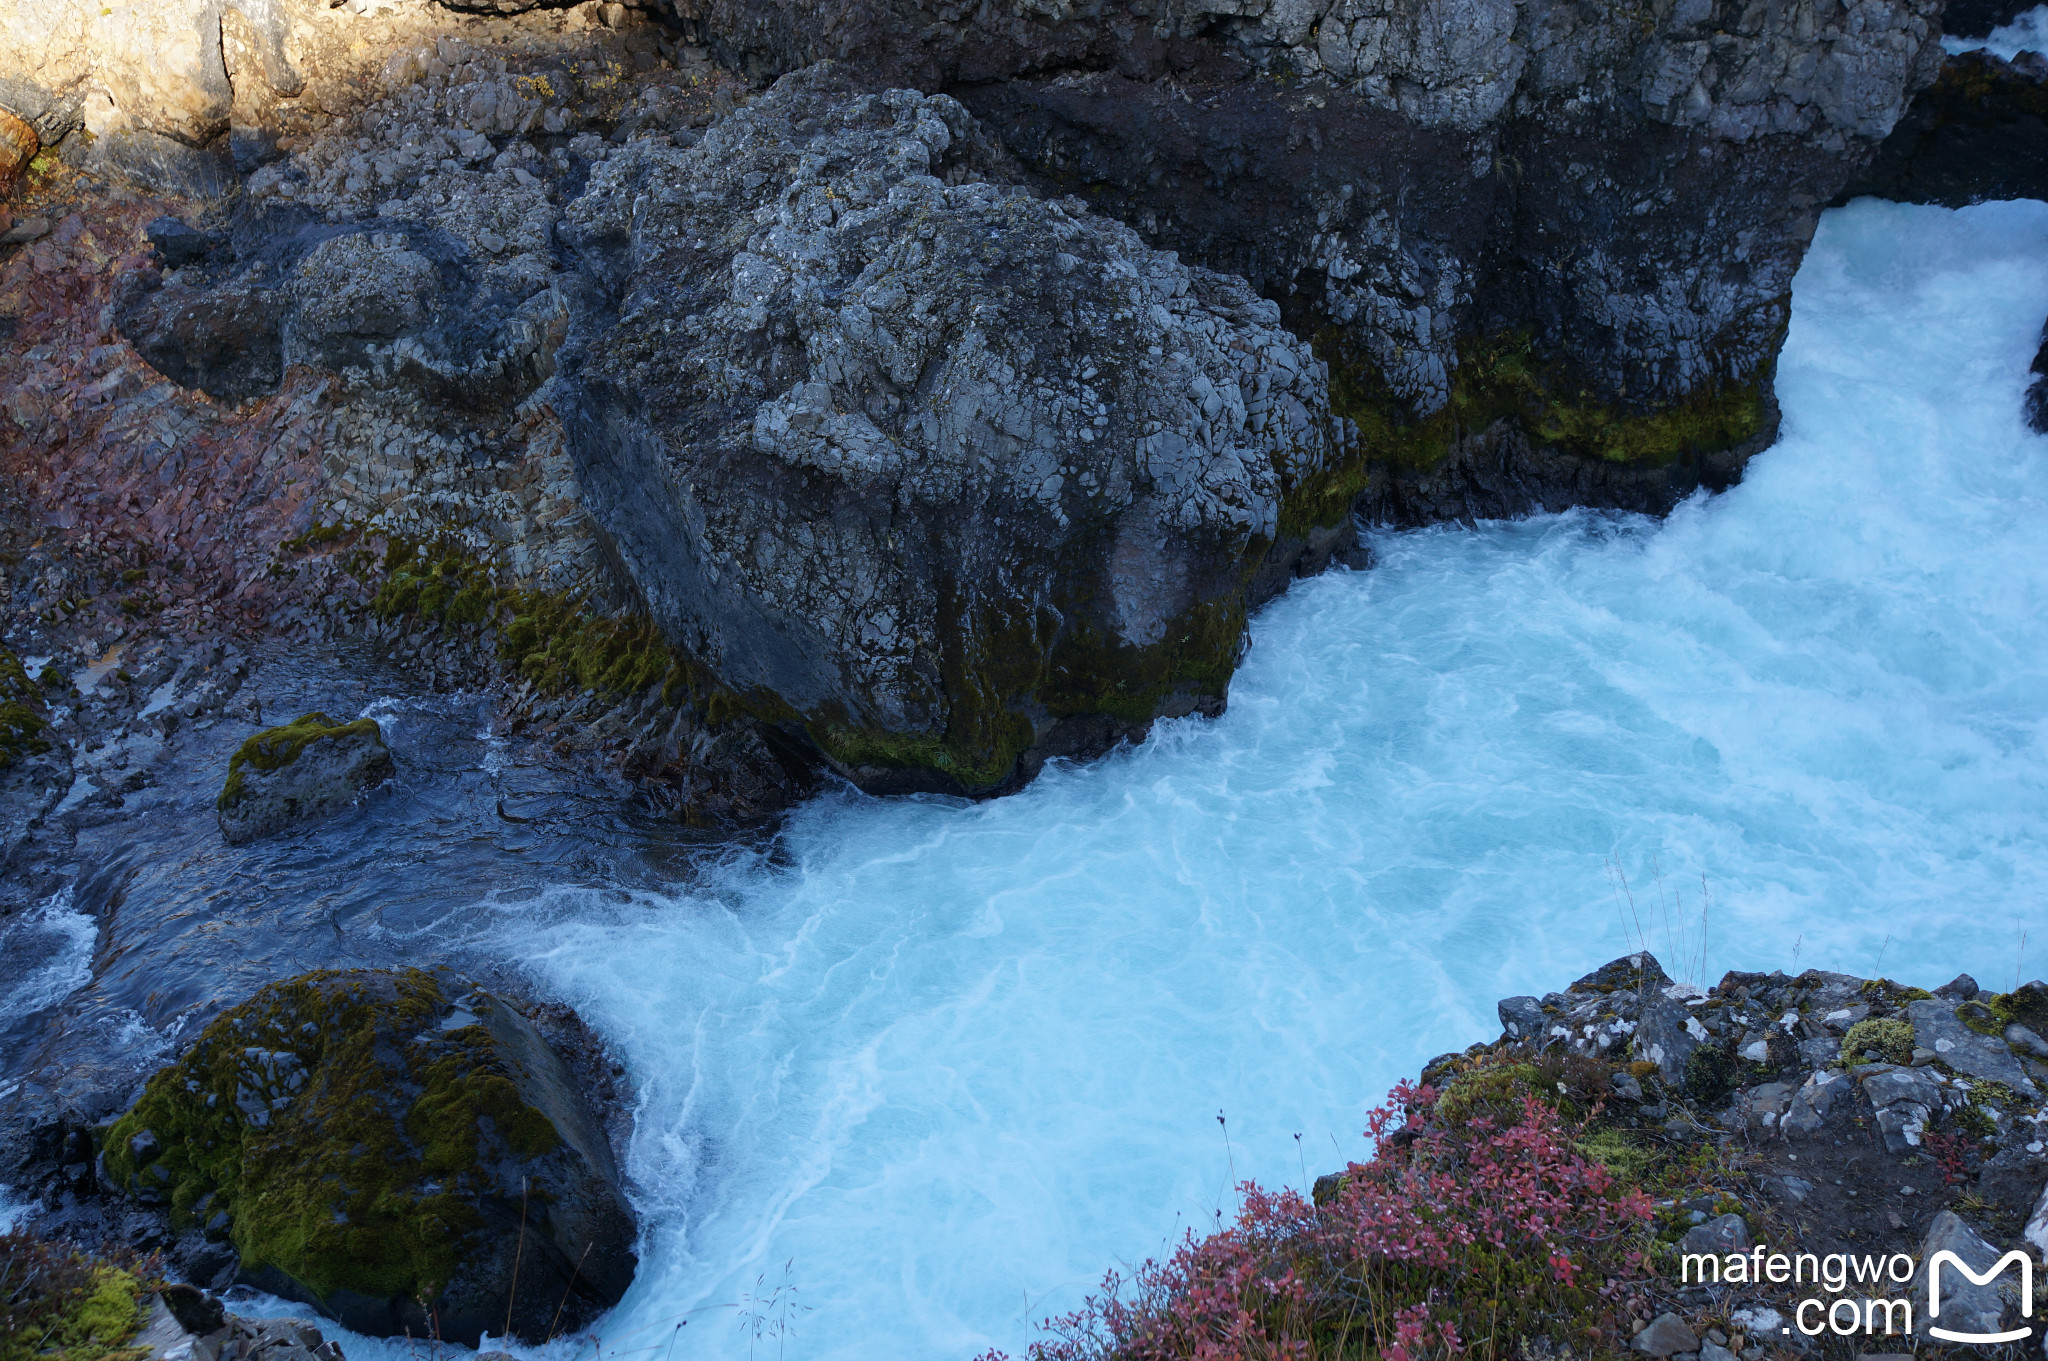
1292 325 1778 537
101 968 635 1345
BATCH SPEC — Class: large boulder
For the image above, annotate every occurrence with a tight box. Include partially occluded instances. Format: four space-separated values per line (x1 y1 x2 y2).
556 67 1352 793
102 969 635 1345
216 711 395 843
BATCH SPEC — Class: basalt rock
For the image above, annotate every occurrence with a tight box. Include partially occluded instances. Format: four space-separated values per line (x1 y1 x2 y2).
215 711 395 843
101 969 636 1345
555 67 1350 793
1843 50 2048 207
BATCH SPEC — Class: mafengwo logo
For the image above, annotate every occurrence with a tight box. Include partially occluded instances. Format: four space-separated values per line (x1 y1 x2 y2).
1682 1246 2037 1343
1928 1249 2033 1345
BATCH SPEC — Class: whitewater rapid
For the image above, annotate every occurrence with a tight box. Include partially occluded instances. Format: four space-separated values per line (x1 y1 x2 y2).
49 197 2048 1357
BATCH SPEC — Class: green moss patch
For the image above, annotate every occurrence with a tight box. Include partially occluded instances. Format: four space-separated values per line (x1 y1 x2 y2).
1292 325 1774 538
0 648 51 772
1841 1016 1915 1065
218 712 383 812
0 1233 150 1361
102 969 560 1311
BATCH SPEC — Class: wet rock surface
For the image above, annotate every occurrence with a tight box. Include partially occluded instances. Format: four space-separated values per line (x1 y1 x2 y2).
100 968 636 1344
214 711 395 843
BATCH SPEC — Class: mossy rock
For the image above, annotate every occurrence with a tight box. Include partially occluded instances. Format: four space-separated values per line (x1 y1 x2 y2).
102 969 635 1344
216 712 395 844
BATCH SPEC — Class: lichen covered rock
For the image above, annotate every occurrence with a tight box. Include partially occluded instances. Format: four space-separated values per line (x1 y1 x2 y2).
102 969 635 1345
215 711 394 844
557 66 1351 793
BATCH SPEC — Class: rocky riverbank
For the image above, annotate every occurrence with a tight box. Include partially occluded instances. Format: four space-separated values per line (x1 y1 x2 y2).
5 0 2048 1349
1006 953 2048 1360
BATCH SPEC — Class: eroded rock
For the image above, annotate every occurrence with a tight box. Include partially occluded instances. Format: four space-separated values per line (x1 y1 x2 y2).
102 969 635 1345
556 66 1352 793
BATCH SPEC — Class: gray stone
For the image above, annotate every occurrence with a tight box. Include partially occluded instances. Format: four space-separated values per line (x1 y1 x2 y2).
1679 1212 1752 1256
2006 1023 2048 1059
1498 995 1546 1042
1611 1070 1645 1102
1821 1003 1870 1033
1797 1036 1841 1067
1780 1068 1849 1139
1697 1343 1736 1361
1934 973 1979 1000
556 68 1350 795
1872 1102 1932 1154
1636 990 1705 1087
1914 1210 2025 1340
1739 1081 1794 1131
1633 1313 1700 1358
1907 999 2040 1094
0 214 50 246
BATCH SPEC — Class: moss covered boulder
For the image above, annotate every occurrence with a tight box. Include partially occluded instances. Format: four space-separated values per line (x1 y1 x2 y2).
216 712 394 844
102 969 635 1344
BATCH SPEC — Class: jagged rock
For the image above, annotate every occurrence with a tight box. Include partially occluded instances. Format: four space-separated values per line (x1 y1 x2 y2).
1678 1212 1751 1256
1906 998 2040 1094
101 969 635 1345
215 711 395 843
556 66 1350 794
686 0 1944 519
1846 50 2048 207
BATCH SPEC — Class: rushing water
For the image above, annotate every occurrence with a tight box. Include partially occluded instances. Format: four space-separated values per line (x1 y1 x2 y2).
1944 2 2048 57
18 198 2048 1359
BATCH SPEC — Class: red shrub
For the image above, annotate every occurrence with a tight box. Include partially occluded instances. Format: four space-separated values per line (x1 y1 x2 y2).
989 1082 1654 1361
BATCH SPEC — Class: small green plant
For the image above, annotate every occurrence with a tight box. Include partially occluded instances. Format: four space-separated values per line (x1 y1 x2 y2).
0 1233 151 1361
1840 1017 1914 1066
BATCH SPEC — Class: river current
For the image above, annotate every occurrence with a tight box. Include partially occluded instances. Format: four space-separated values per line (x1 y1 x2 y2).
8 199 2048 1358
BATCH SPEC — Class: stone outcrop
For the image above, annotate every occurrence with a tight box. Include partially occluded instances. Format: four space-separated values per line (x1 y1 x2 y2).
215 711 395 843
670 0 1943 508
101 969 637 1345
556 67 1351 792
0 0 1965 801
1843 49 2048 207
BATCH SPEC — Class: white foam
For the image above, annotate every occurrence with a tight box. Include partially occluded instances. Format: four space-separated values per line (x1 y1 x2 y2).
1942 3 2048 57
0 890 96 1021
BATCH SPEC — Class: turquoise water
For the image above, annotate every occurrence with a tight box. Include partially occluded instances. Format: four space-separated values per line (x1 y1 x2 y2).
44 198 2048 1358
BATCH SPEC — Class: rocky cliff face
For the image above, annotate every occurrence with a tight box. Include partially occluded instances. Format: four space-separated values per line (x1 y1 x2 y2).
664 0 1945 515
0 0 1954 802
